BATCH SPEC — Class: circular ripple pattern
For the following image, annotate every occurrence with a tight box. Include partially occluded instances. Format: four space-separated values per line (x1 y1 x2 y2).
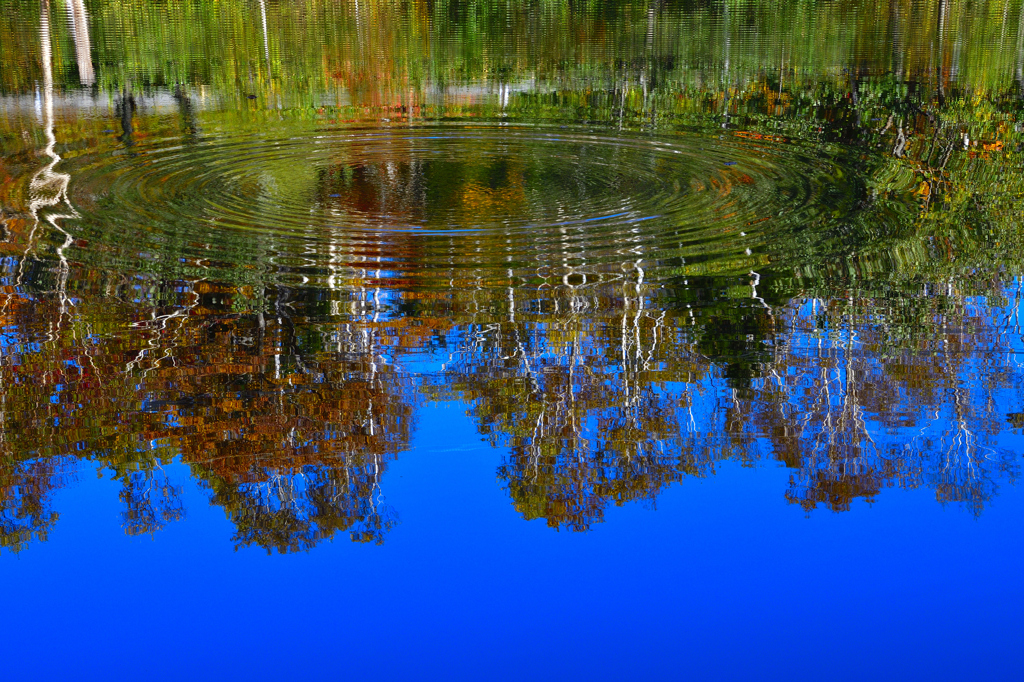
67 123 859 290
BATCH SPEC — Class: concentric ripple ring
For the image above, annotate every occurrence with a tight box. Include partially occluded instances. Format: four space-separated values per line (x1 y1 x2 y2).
63 122 861 290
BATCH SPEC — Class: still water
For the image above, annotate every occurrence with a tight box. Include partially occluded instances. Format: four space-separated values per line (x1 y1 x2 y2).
1 0 1022 678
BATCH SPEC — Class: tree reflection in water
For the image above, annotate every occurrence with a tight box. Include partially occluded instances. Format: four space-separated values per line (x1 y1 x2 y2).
2 0 1024 551
0 242 1021 550
432 270 1020 529
0 271 414 553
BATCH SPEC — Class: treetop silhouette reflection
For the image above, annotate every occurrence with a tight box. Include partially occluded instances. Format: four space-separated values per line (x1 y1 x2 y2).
3 249 1020 551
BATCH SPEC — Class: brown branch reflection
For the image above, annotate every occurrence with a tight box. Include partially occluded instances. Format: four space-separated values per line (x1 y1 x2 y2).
0 277 415 552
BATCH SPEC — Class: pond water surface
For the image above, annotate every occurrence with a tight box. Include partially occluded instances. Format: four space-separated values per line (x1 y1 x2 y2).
1 1 1022 679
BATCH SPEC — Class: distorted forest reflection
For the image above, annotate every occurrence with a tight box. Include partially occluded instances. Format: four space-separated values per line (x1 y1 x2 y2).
1 0 1023 553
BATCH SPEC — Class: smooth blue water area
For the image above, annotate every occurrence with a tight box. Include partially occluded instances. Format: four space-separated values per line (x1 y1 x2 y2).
3 402 1020 681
